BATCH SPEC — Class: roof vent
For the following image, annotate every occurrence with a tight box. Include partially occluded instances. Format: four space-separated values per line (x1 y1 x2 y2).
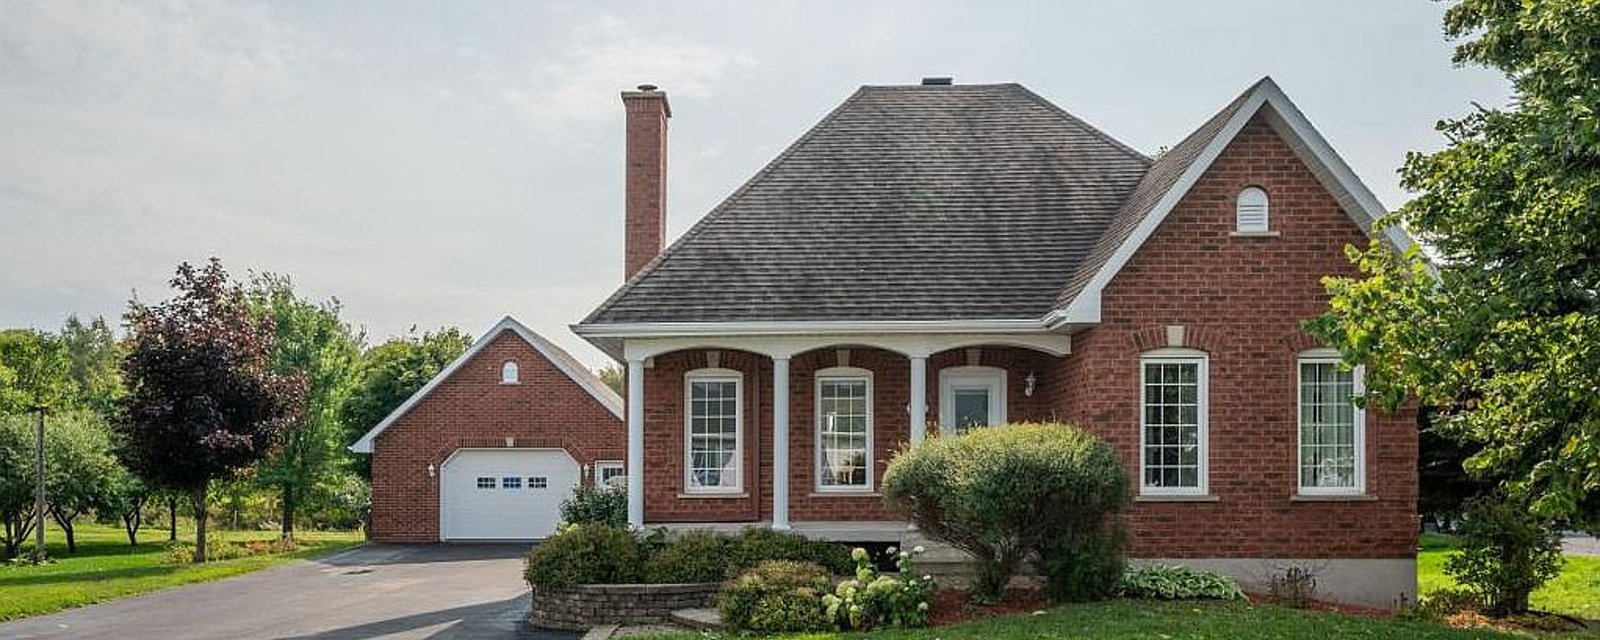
920 77 953 86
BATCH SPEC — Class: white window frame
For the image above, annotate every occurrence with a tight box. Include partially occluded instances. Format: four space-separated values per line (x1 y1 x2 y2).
500 360 520 384
1139 348 1210 496
683 368 744 495
594 460 625 488
938 366 1007 435
814 366 875 493
1296 349 1367 496
1236 186 1270 233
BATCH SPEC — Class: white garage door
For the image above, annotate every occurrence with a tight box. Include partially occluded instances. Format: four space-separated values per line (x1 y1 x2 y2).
440 449 581 541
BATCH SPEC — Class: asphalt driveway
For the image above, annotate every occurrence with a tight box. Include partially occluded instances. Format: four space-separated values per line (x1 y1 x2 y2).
0 544 578 640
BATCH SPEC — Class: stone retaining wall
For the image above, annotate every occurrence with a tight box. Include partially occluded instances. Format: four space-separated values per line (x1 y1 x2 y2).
529 582 721 631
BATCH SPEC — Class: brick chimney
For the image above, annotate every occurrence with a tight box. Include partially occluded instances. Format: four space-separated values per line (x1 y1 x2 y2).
622 84 670 280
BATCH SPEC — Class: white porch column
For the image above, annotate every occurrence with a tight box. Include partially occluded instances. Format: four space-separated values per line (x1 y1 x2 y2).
771 356 791 531
626 358 645 530
909 356 928 444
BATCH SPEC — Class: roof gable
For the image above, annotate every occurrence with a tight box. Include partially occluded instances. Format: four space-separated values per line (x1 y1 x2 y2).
1047 77 1415 325
349 317 623 453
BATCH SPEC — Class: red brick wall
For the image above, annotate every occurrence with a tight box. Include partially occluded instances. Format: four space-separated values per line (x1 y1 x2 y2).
1051 115 1418 560
370 330 625 542
642 346 1055 523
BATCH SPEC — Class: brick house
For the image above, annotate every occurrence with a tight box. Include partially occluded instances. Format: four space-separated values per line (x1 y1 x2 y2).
571 78 1419 607
351 317 625 542
355 77 1418 607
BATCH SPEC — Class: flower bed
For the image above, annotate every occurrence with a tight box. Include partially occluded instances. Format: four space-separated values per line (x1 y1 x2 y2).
529 582 721 630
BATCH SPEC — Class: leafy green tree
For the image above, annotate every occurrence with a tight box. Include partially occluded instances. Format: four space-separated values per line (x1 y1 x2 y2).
119 259 305 562
341 327 469 478
41 411 119 552
0 329 70 413
597 365 623 396
1309 0 1600 527
102 466 150 546
248 274 363 538
0 416 38 559
59 315 124 416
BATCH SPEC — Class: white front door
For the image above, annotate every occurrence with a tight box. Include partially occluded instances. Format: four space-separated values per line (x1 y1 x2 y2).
439 449 581 541
938 366 1008 435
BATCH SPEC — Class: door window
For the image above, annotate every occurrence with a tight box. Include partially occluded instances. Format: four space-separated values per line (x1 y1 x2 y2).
939 366 1007 435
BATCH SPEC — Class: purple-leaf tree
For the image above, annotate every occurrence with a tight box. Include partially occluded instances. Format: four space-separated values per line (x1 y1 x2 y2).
119 259 304 563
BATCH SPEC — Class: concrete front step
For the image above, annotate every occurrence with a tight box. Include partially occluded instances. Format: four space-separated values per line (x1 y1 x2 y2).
668 608 723 631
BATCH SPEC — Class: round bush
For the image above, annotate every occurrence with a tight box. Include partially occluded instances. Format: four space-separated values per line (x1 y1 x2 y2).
644 530 735 583
882 422 1129 602
524 523 643 587
718 560 834 634
729 527 853 576
559 485 627 528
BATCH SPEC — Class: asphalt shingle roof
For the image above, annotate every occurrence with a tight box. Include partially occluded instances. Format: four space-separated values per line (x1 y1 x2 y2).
583 83 1155 325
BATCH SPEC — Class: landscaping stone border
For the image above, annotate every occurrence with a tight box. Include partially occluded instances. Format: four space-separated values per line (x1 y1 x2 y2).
529 583 721 631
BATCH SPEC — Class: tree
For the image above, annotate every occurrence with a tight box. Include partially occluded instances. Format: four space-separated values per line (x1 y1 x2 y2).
102 466 150 546
1309 0 1600 528
341 327 469 478
42 411 119 552
0 329 70 414
597 365 623 396
0 416 38 559
248 274 362 538
119 259 304 562
59 315 124 416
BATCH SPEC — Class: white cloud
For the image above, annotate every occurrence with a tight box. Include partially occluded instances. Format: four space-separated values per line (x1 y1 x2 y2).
0 0 318 106
455 12 756 127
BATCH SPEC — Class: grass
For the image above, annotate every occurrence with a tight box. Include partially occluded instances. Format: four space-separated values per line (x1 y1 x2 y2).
635 599 1585 640
0 521 363 621
1418 532 1600 621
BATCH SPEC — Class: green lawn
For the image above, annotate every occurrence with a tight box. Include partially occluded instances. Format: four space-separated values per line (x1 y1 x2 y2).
0 521 363 621
1418 532 1600 621
637 599 1586 640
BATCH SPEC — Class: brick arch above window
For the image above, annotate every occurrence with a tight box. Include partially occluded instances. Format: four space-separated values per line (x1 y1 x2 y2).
1126 325 1228 354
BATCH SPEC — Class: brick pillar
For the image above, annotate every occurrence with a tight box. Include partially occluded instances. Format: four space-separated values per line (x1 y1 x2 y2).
622 85 670 280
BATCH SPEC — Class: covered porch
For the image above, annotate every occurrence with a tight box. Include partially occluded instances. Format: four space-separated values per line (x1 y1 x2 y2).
609 330 1074 532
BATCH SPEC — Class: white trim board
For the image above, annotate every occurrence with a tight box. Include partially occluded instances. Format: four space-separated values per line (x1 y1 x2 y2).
1050 77 1418 326
349 316 624 453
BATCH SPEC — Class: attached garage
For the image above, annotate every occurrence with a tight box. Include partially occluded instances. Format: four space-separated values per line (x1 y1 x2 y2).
351 317 627 543
440 448 582 541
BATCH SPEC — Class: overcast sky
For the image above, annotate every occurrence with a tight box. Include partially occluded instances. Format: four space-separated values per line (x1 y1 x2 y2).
0 1 1510 368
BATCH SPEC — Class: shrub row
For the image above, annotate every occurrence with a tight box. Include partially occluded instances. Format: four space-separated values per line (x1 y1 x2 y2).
523 524 853 588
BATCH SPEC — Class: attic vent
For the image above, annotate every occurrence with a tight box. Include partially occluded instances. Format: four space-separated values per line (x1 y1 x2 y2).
920 77 953 86
1236 187 1270 233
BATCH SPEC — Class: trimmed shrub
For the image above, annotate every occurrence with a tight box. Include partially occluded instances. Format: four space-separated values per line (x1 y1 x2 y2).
728 527 853 576
882 422 1129 602
644 530 734 583
1445 495 1564 616
524 523 643 587
1116 565 1245 600
718 560 833 634
559 485 627 528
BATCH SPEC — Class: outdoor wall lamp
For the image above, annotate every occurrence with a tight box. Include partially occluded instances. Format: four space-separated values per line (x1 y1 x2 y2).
1024 372 1038 397
427 463 436 478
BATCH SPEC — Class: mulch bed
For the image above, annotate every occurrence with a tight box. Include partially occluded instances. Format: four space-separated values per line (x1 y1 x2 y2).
929 587 1051 626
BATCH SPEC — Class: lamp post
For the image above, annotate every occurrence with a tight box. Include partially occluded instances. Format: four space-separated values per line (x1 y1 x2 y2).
33 404 45 564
